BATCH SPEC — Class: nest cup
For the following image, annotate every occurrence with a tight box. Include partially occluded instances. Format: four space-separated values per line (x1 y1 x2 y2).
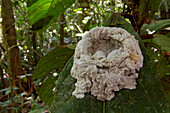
71 27 143 101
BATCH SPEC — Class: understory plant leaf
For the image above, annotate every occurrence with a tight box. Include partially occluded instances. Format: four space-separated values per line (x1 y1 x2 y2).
152 34 170 52
36 76 57 106
50 57 103 113
105 14 170 113
27 0 75 30
50 14 170 113
28 108 45 113
50 57 77 111
140 19 170 35
33 47 74 80
33 47 74 105
157 57 170 78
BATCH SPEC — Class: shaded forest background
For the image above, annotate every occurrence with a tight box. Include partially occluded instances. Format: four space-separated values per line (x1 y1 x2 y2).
0 0 170 112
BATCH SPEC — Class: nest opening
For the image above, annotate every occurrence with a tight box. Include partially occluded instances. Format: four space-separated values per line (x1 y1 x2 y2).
71 27 143 101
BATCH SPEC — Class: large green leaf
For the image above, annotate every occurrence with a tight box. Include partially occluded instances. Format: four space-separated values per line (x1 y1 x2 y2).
50 14 170 113
157 57 170 78
33 47 74 106
104 14 170 113
140 19 170 35
27 0 37 7
27 0 75 30
33 47 74 80
152 34 170 52
36 76 57 106
52 95 103 113
50 57 76 111
50 57 103 113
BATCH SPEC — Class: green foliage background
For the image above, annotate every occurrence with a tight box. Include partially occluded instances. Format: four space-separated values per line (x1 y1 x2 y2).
0 0 170 112
48 14 170 113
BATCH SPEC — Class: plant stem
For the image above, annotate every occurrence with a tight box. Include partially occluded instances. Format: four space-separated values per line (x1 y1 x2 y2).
10 76 14 113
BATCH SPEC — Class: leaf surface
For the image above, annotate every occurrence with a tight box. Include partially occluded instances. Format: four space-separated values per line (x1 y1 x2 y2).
33 47 74 80
105 14 170 113
33 47 74 106
50 57 103 113
50 14 170 113
157 57 170 78
140 19 170 35
36 76 57 106
153 34 170 52
27 0 75 30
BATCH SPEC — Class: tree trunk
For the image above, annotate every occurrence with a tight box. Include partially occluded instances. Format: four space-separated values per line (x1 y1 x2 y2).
0 44 5 91
2 0 23 76
1 0 33 96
